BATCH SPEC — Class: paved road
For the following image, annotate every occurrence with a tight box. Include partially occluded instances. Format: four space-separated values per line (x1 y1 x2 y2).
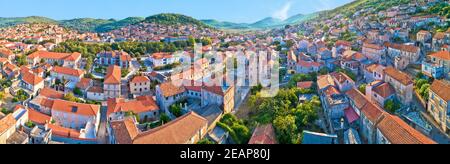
96 106 109 144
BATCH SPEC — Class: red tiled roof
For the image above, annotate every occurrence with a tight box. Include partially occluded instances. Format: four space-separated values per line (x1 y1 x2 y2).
107 96 159 116
51 99 100 116
47 124 81 138
76 78 93 90
324 86 340 96
386 43 419 53
28 108 51 125
429 51 450 61
344 107 359 124
434 32 446 40
39 87 64 99
0 114 16 135
346 88 369 110
22 71 44 85
297 60 321 68
158 82 186 97
130 76 150 84
377 115 436 144
0 57 8 63
384 67 413 85
297 81 314 89
361 102 384 123
430 80 450 101
372 83 395 98
133 112 207 144
248 124 277 144
87 86 103 93
104 65 121 84
52 66 85 77
151 52 172 60
363 43 384 50
317 75 335 90
331 72 354 84
110 117 139 144
0 47 14 56
27 51 81 61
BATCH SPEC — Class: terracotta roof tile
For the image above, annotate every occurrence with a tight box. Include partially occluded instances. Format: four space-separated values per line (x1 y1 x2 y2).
52 66 85 77
0 114 16 135
39 87 64 99
158 82 186 97
27 51 81 61
104 65 121 84
131 76 150 84
248 124 277 144
384 67 413 85
110 117 139 144
377 115 436 144
51 99 100 116
76 78 93 90
28 108 51 125
107 96 159 116
429 51 450 61
430 80 450 101
133 112 207 144
372 83 395 98
21 71 44 85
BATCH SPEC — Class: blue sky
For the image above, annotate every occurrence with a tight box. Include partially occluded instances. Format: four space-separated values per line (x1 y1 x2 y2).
0 0 353 23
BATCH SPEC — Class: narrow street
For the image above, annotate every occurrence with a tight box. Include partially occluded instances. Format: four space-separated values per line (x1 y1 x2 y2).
96 106 109 144
406 67 450 144
412 93 450 144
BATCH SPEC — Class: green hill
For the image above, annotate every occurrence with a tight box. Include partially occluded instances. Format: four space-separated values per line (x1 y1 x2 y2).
0 16 57 27
94 17 145 32
59 18 115 32
201 19 250 29
144 13 210 28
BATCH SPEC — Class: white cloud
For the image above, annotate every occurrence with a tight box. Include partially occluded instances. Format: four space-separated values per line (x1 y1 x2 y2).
272 1 292 20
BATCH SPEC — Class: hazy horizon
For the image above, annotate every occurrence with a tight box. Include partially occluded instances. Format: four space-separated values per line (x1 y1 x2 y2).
0 0 353 23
